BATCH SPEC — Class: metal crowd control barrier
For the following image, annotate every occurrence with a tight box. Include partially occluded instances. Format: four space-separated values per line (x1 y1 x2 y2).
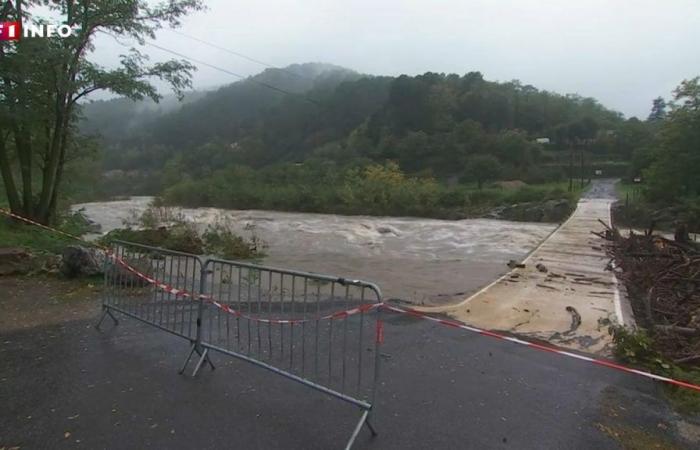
97 241 216 371
96 240 383 449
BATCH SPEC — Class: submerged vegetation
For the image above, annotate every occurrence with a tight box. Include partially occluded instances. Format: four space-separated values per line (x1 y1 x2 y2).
99 205 265 260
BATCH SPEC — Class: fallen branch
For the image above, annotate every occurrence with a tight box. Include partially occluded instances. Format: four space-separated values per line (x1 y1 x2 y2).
654 325 700 337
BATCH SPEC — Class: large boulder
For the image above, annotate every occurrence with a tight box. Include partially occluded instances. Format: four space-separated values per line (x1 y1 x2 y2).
60 245 105 278
0 247 33 276
107 256 154 287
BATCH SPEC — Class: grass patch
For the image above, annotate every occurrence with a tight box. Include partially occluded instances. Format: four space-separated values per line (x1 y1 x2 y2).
610 326 700 414
595 422 683 450
0 211 91 254
615 181 644 205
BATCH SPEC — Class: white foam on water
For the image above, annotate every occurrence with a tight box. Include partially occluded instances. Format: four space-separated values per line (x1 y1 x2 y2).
73 197 556 303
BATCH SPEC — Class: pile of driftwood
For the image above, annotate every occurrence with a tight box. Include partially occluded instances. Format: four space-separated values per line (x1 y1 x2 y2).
600 221 700 365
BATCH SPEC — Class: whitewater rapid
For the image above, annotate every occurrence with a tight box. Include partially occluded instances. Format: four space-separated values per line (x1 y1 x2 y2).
73 197 556 305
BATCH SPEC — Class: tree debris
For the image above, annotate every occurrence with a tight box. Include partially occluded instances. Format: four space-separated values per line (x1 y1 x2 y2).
606 225 700 365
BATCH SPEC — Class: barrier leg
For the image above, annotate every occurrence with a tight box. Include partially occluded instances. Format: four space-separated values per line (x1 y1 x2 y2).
344 409 376 450
95 308 119 330
191 347 215 377
365 415 378 436
179 343 197 374
180 344 216 376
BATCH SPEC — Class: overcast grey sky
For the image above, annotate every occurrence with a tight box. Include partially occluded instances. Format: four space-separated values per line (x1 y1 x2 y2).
92 0 700 118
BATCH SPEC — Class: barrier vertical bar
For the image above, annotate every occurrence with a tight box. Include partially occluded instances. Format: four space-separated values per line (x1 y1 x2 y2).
183 258 215 377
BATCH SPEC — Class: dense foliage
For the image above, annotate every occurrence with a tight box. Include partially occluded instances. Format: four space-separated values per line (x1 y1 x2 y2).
0 0 204 224
76 63 656 218
91 65 634 180
617 77 700 230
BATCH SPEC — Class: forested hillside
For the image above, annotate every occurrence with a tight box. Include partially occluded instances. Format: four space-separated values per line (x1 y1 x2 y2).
75 62 660 219
91 62 637 175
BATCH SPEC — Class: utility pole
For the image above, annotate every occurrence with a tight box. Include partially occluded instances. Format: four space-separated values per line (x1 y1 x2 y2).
580 147 585 189
568 144 574 192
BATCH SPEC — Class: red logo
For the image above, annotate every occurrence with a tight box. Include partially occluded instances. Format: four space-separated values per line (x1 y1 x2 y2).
0 21 21 41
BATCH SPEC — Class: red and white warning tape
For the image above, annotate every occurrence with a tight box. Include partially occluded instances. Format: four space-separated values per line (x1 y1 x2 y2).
382 305 700 392
3 207 700 392
0 208 382 324
209 299 382 325
0 207 108 249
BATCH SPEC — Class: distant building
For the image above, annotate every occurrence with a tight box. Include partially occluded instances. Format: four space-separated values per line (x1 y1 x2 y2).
535 137 550 144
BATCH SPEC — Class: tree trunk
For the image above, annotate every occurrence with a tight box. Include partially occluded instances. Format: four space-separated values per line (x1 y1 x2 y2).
0 130 22 213
13 125 33 216
46 115 72 224
36 99 67 223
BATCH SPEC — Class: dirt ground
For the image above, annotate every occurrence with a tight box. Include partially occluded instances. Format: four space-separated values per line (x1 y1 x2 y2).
0 276 100 333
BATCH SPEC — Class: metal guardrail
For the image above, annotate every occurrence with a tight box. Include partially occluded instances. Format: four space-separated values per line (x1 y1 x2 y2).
96 240 382 449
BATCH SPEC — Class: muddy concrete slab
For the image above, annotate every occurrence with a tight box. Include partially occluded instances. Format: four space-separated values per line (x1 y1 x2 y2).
422 180 631 355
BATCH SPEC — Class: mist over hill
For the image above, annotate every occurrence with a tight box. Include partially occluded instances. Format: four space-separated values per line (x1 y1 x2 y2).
80 62 359 147
84 61 641 175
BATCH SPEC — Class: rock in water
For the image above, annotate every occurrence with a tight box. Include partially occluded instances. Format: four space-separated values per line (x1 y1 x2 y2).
377 226 399 236
507 260 526 269
61 245 105 278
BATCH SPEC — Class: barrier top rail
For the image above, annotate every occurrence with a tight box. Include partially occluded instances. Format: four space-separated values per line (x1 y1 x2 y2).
112 239 208 259
111 239 382 298
205 255 384 300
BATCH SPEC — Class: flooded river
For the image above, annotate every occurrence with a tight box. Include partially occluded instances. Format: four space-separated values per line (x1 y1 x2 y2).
73 197 556 305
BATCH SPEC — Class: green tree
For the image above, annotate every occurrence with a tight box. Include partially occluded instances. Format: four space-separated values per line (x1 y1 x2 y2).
0 0 203 224
648 96 667 122
465 154 502 189
644 78 700 201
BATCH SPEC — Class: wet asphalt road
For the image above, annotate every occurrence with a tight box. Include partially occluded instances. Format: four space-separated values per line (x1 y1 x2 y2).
1 308 696 449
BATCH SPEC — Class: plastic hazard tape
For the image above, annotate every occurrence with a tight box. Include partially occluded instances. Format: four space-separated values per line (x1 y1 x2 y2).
0 208 201 298
104 245 383 325
3 207 700 392
382 305 700 393
0 207 382 325
209 299 382 325
0 207 109 250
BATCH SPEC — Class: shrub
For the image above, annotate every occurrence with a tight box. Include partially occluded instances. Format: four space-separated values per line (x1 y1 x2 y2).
202 221 265 260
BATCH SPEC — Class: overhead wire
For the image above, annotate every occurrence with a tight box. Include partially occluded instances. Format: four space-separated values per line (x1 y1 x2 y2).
99 30 322 106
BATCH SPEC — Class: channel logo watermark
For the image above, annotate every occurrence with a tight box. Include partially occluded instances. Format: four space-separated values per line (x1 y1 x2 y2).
0 21 77 41
0 21 20 41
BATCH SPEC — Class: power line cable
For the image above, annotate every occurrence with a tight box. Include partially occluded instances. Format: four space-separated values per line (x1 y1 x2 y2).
167 29 306 80
99 30 321 106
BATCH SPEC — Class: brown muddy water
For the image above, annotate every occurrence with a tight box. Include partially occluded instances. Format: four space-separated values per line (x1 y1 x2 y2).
73 197 556 305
